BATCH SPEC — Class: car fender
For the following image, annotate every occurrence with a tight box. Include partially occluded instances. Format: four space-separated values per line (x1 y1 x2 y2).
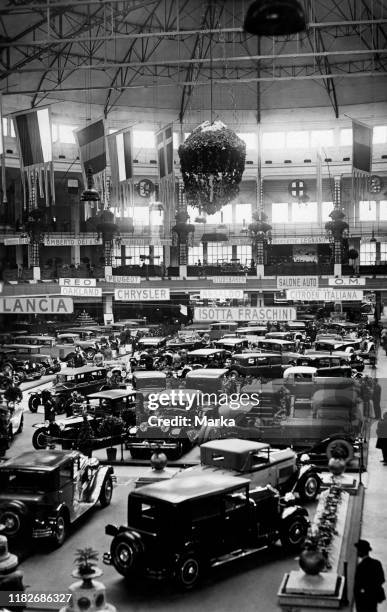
311 433 355 453
292 465 321 493
88 466 115 500
282 505 308 521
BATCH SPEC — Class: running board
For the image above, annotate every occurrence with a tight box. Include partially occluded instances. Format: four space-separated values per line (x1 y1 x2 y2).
211 545 267 568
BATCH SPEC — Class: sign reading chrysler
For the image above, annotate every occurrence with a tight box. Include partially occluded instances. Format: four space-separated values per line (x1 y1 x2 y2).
0 297 74 314
194 307 296 322
286 288 363 302
277 276 319 290
114 288 170 301
328 277 366 286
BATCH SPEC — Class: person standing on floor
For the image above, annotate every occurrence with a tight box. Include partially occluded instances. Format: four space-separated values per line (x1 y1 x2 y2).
373 379 382 420
376 412 387 464
354 540 385 612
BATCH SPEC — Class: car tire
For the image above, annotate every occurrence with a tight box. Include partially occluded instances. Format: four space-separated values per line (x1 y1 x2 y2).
110 532 143 578
326 439 354 463
280 515 308 551
298 474 320 502
28 395 40 413
0 501 30 540
174 554 201 590
51 512 68 548
16 414 24 435
32 427 49 450
99 475 113 508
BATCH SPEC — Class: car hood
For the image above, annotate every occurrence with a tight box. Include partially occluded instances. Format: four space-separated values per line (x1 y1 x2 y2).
0 491 46 504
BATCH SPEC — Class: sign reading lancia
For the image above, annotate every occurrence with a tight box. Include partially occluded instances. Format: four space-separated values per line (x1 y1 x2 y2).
328 277 366 286
277 276 319 290
0 297 73 314
59 278 97 287
60 287 102 297
114 288 170 301
194 307 296 322
286 288 363 302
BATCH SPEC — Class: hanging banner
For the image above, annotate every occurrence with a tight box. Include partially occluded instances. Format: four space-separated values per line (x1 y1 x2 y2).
271 236 329 245
194 307 296 322
277 276 319 289
328 277 366 286
59 278 97 287
60 286 102 297
286 288 363 302
115 288 170 301
210 276 247 284
200 289 244 300
0 296 73 314
44 237 102 246
105 276 141 284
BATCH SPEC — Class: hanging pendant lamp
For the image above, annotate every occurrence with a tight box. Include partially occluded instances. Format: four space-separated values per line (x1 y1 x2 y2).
244 0 306 36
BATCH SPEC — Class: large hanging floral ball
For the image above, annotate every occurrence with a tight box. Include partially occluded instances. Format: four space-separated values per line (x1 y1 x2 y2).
178 121 246 215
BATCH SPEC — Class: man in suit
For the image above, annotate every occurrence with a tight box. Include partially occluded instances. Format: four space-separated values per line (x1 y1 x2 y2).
354 540 385 612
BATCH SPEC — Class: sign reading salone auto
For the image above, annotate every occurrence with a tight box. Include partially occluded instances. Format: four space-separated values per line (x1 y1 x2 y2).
277 276 319 289
194 307 297 322
286 288 364 302
0 297 74 314
114 288 170 301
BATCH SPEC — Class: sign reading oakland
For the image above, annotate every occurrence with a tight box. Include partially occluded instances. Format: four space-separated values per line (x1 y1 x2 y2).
0 297 74 314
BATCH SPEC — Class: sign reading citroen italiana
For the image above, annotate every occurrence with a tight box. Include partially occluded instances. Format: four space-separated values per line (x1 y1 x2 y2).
277 276 319 289
286 288 363 302
0 296 74 314
114 288 170 301
194 307 296 322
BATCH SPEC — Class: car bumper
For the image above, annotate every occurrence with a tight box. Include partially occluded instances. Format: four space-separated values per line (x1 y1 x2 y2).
128 440 180 450
32 519 55 539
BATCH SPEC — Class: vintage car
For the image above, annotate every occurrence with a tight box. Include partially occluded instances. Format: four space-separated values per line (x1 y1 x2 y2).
229 352 297 379
208 322 239 340
0 450 114 547
178 439 321 502
213 338 250 353
252 338 298 354
313 338 362 355
28 354 61 376
137 337 168 354
56 334 100 360
131 370 167 391
0 396 24 455
265 332 295 342
3 358 42 383
103 474 309 588
298 351 364 372
186 348 230 367
28 366 109 414
185 368 229 394
126 388 203 460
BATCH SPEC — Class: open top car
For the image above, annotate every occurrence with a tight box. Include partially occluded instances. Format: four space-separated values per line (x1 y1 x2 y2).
104 473 309 589
176 438 321 502
0 450 114 548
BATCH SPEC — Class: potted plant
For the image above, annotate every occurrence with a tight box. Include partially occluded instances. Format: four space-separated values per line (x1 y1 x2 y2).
299 534 327 575
97 415 124 461
73 548 100 582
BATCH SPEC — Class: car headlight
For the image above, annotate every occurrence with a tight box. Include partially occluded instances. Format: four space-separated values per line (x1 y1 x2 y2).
139 422 148 432
129 426 138 434
300 453 310 464
58 422 66 431
171 428 181 436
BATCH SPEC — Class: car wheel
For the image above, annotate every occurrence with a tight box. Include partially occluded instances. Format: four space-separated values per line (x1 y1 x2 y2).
280 516 308 551
32 427 49 450
110 532 143 578
28 395 40 413
16 414 24 435
99 475 113 508
174 554 201 590
0 501 30 540
298 474 320 502
326 439 354 463
51 513 67 548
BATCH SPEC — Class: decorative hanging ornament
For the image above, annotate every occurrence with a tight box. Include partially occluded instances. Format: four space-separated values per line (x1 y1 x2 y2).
243 0 306 36
178 120 246 216
368 175 382 194
288 179 307 199
136 179 155 198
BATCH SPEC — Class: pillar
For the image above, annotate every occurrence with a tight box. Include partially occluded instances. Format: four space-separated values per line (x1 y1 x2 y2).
333 175 342 277
71 191 81 266
103 294 114 325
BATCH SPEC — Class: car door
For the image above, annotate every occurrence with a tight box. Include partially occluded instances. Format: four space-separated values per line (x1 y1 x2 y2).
268 355 283 379
222 489 250 551
254 355 270 377
58 459 76 521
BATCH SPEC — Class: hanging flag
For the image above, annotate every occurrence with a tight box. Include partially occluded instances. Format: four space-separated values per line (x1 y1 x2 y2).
74 118 107 205
156 124 175 240
352 119 372 174
156 125 173 179
13 106 54 209
0 95 6 203
316 149 323 207
107 127 134 217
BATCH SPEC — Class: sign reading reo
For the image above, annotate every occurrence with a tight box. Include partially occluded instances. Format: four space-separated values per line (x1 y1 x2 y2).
286 288 364 302
211 276 247 284
105 276 141 284
277 276 319 290
0 297 74 314
60 286 102 297
59 278 97 287
194 307 297 322
200 289 244 300
115 288 170 301
328 277 366 286
43 237 102 246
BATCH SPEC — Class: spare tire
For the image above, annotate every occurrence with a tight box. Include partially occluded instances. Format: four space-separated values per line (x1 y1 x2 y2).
0 501 31 539
110 531 144 577
326 439 354 462
28 395 40 413
32 427 49 450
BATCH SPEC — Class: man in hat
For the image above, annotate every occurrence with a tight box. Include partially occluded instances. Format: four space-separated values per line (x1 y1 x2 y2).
354 539 385 612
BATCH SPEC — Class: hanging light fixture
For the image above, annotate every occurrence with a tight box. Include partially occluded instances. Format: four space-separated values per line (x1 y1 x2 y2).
243 0 306 36
81 167 101 212
370 229 377 243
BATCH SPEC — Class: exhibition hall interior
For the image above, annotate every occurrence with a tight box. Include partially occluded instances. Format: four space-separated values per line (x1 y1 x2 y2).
0 0 386 611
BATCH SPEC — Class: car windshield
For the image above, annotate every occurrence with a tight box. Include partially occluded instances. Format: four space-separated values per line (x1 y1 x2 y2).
128 497 170 529
0 469 55 493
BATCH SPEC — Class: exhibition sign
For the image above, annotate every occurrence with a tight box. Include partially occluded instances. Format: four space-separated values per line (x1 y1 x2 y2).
271 235 329 245
194 307 297 322
60 286 102 297
286 288 364 302
328 277 366 286
43 237 102 246
199 289 244 300
0 296 74 314
277 276 319 289
114 288 170 301
59 278 97 287
105 276 141 284
3 236 30 245
210 276 247 284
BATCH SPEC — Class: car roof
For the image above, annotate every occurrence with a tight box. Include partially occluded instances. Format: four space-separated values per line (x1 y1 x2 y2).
59 365 106 375
233 352 279 358
132 371 166 379
0 450 78 471
256 338 294 345
185 368 229 378
132 474 250 504
188 348 225 355
201 438 270 454
87 389 135 400
302 352 344 359
283 366 317 375
214 338 245 345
